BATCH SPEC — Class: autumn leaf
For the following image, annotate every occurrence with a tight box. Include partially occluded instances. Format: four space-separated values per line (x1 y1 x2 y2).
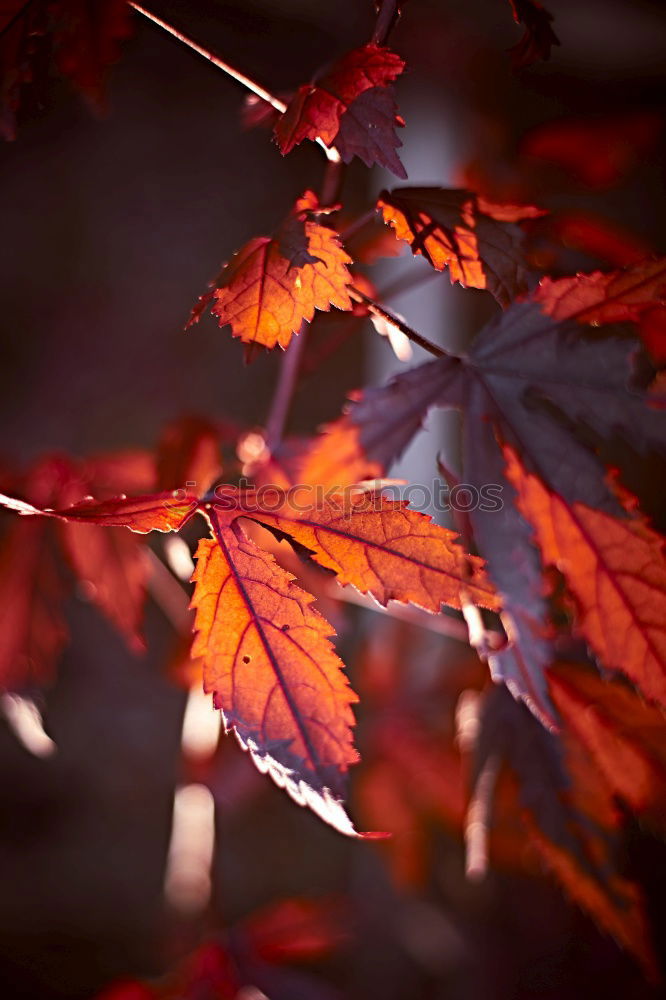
0 489 200 534
190 191 354 349
1 0 131 139
274 43 406 175
507 0 560 69
549 663 666 827
312 293 666 721
504 446 666 711
377 187 535 306
533 257 666 362
249 490 500 614
190 507 361 836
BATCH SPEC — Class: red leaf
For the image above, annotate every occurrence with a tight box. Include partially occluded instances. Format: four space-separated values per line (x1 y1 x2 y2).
533 257 666 362
251 489 500 615
507 0 560 70
60 519 147 651
476 684 656 978
274 43 406 175
504 446 666 712
377 187 535 306
549 663 666 827
190 507 362 836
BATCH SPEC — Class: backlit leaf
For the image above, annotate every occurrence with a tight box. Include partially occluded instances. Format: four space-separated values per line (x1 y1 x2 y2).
377 187 535 306
274 43 406 174
191 192 354 349
507 0 560 69
504 446 666 711
251 490 500 614
191 507 361 836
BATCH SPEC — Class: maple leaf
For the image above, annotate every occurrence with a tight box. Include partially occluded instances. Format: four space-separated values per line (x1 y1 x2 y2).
311 293 666 721
549 663 666 828
475 683 656 977
504 446 666 711
377 187 535 306
0 489 200 534
250 490 500 614
507 0 560 70
190 191 354 349
1 0 131 140
190 509 360 836
533 257 666 363
274 43 406 176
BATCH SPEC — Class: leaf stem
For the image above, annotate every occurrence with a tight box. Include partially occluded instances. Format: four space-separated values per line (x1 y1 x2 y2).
350 287 450 358
264 322 309 452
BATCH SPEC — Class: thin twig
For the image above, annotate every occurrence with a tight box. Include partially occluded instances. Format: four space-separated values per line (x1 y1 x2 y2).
129 2 287 112
372 0 400 45
350 287 450 358
129 2 340 163
264 322 309 452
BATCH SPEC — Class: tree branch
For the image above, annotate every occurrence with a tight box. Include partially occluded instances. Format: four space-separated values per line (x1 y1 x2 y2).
129 2 286 112
350 287 450 358
372 0 400 45
128 2 341 163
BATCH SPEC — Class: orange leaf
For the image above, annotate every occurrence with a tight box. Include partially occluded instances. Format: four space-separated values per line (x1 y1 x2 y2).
377 187 532 306
197 192 353 349
479 684 656 978
533 257 666 362
549 664 666 826
190 508 361 835
504 446 666 710
50 491 199 534
251 491 500 614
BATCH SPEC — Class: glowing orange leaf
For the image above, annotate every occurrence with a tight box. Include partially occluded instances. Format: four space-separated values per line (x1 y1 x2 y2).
549 664 666 826
252 491 500 614
504 446 666 710
533 257 666 361
192 192 353 349
377 187 533 306
191 508 361 836
0 489 198 534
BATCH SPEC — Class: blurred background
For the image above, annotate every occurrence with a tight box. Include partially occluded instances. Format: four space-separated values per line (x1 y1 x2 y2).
0 0 665 997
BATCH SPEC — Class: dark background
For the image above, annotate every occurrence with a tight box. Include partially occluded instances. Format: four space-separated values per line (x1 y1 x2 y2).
0 1 665 997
